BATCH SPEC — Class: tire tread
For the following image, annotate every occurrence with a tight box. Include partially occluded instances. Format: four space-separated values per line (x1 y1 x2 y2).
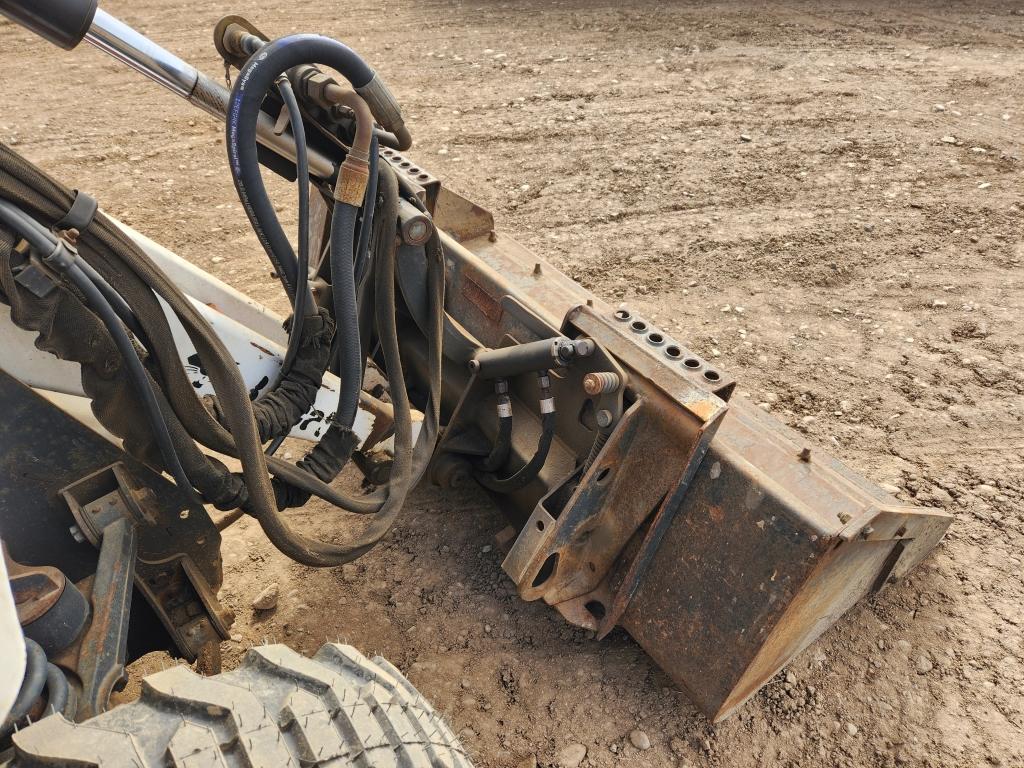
11 643 472 768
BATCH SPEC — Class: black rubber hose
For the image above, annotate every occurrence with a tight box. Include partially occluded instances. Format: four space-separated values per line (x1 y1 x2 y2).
226 34 376 299
329 201 361 429
274 76 313 378
75 257 152 351
354 135 378 286
0 197 56 252
0 638 47 738
252 174 410 564
264 168 395 511
479 383 513 473
252 166 444 564
262 77 311 460
477 411 557 494
480 413 513 473
43 663 68 717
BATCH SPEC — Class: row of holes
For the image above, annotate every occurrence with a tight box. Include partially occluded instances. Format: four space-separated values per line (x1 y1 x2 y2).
380 148 432 183
614 309 722 383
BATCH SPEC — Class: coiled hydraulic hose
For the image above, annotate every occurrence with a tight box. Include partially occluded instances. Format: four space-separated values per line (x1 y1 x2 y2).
253 164 444 565
229 35 376 439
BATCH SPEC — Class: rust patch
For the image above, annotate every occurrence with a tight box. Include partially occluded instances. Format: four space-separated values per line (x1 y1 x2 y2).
462 273 504 323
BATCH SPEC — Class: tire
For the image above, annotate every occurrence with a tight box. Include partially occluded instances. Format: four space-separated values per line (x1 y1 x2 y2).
10 643 474 767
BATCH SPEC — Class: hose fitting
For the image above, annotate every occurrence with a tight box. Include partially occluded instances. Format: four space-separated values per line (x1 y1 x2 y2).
335 155 370 205
325 84 374 206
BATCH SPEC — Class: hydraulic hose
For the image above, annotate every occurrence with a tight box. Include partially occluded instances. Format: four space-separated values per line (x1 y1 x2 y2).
328 201 361 429
477 412 556 494
274 75 312 378
0 197 148 347
0 638 47 738
226 33 377 299
261 76 313 458
354 135 379 286
75 257 151 351
479 379 513 473
0 197 54 252
0 144 258 511
253 165 444 564
476 372 557 494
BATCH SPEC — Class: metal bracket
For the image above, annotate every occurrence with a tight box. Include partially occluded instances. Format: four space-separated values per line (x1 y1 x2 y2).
500 304 729 627
74 516 136 718
62 464 232 667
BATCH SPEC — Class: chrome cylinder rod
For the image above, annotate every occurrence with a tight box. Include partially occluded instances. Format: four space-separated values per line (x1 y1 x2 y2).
82 9 335 178
84 9 197 97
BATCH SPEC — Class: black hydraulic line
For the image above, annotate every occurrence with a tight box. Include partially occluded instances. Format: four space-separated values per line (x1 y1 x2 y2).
76 258 148 345
373 127 402 151
263 197 369 507
262 77 311 460
476 372 557 494
477 412 556 494
479 379 513 473
43 663 69 717
274 75 312 378
0 638 47 738
252 166 445 564
329 201 362 429
226 33 376 299
354 134 379 286
0 197 150 349
0 197 54 253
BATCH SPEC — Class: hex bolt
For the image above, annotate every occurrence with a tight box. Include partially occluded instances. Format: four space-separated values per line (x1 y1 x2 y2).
596 409 614 428
583 372 622 395
69 525 86 544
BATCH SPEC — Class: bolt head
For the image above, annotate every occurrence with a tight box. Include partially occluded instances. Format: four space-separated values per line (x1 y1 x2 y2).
596 409 614 428
406 220 429 242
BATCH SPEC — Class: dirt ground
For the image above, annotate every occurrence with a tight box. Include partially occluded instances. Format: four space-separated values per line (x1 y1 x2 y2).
2 0 1023 766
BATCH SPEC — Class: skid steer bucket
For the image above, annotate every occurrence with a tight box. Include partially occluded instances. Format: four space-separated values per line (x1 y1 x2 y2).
426 193 952 721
